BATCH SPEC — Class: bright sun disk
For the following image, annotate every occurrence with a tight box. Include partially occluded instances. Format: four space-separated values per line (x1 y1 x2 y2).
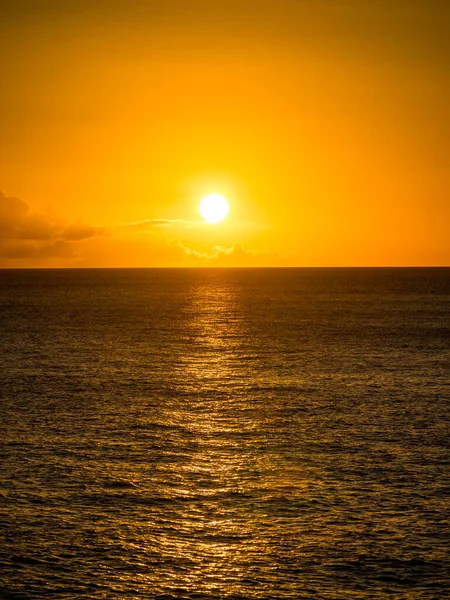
199 193 229 223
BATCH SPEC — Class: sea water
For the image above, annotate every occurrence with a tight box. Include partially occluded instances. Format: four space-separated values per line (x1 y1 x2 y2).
1 267 449 599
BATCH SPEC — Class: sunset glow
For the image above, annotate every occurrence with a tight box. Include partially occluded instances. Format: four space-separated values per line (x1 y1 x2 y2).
0 1 449 268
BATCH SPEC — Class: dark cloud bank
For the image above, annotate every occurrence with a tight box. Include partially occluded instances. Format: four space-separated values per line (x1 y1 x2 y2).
0 190 103 263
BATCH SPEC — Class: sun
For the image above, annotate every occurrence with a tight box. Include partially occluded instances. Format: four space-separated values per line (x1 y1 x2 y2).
199 193 229 224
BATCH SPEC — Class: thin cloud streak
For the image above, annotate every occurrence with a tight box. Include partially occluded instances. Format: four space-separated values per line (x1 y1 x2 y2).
120 218 204 230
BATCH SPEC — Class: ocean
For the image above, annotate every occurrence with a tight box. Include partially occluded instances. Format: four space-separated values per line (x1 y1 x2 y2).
1 267 449 599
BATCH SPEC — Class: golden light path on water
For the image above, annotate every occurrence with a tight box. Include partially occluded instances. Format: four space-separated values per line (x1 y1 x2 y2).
154 279 255 595
139 274 322 597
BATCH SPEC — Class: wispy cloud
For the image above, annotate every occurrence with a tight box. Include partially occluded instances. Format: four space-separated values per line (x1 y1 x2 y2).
120 218 202 230
173 240 275 266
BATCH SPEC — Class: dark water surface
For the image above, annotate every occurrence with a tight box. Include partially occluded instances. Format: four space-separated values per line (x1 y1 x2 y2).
1 267 449 599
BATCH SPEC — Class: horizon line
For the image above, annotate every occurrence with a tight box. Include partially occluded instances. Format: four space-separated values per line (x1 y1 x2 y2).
1 265 449 271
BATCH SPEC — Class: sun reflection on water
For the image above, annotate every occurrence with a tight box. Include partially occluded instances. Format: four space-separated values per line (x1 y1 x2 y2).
146 275 270 594
178 276 245 383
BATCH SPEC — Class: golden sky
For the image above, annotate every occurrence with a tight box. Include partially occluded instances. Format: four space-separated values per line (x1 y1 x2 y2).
1 0 449 267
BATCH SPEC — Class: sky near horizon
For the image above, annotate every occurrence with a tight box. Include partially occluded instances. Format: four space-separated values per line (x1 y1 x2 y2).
1 0 449 267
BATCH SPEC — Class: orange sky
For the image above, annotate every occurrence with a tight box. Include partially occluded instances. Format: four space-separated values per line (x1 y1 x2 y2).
1 0 449 267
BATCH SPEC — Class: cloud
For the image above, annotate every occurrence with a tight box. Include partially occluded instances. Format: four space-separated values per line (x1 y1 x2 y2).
0 190 103 264
0 193 28 235
62 223 104 241
121 218 200 230
173 240 274 266
3 240 75 259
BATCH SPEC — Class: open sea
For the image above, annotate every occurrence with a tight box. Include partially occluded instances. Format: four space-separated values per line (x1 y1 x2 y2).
1 267 449 599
